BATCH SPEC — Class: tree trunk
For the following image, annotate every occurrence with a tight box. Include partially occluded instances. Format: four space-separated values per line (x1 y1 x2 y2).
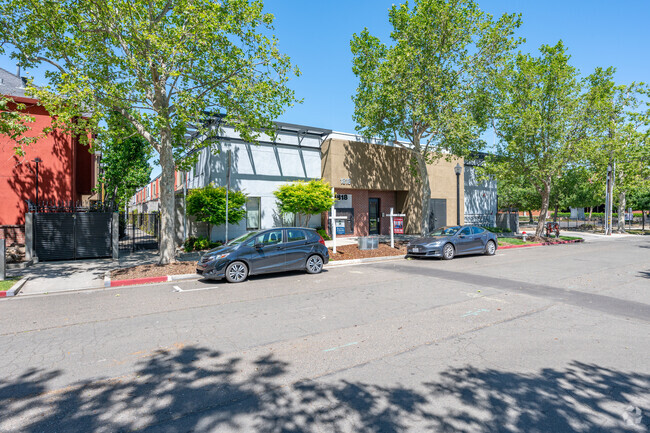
553 201 559 223
617 191 626 232
528 210 534 224
535 182 551 238
588 206 592 220
414 152 432 235
158 130 176 264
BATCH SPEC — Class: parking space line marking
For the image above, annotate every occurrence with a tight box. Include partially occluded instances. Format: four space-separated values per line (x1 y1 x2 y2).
462 308 490 317
323 341 358 352
175 286 222 293
173 286 183 292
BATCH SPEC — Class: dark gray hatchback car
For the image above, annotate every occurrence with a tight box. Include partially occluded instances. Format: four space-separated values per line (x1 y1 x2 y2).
406 225 498 260
196 227 329 283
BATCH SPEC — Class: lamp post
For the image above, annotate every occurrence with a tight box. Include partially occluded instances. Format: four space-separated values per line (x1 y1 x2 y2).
454 163 462 226
33 157 42 210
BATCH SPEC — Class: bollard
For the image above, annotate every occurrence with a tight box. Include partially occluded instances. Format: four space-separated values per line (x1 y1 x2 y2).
0 238 5 281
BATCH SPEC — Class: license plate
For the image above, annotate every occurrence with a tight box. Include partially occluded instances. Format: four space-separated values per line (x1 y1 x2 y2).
413 247 419 252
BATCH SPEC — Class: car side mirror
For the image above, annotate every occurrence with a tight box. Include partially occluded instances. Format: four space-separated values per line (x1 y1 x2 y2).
254 242 264 249
459 234 465 238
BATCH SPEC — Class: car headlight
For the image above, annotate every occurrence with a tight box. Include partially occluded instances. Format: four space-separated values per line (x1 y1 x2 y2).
425 241 442 247
205 253 229 262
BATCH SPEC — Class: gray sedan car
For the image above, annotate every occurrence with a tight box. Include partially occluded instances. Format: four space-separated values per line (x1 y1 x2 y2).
406 225 498 260
196 227 329 283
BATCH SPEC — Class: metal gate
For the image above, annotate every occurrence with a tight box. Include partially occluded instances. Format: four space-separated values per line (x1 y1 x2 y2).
119 213 160 253
34 212 113 261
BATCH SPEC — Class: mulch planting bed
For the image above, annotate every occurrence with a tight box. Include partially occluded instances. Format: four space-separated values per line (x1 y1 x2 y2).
112 261 198 281
328 242 407 261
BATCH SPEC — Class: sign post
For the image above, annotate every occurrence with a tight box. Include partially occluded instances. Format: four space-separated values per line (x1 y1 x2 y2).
329 188 347 254
388 207 406 248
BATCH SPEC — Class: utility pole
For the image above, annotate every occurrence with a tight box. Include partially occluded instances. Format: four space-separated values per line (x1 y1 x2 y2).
225 149 231 244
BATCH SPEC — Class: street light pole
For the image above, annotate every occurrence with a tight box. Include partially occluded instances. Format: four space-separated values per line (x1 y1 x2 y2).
454 163 462 225
33 157 42 210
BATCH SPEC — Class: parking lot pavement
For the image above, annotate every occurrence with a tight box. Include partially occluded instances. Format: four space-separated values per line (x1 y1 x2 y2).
0 235 648 432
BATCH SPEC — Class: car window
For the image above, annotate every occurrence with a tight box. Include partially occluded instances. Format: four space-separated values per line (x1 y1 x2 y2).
287 229 307 242
255 229 283 245
229 231 259 246
472 227 485 234
460 227 472 236
430 226 461 236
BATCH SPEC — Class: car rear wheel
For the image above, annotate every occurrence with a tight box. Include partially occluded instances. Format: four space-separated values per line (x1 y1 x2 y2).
485 240 497 256
442 243 455 260
225 261 248 283
305 254 324 274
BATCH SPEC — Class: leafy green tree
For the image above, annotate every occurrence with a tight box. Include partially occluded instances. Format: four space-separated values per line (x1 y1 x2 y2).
0 95 38 155
494 173 540 222
582 67 650 232
97 112 152 211
486 42 589 237
186 185 247 232
350 0 521 234
0 0 299 263
274 180 334 227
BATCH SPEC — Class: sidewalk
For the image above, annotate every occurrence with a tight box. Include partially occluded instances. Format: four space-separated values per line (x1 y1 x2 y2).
16 251 164 296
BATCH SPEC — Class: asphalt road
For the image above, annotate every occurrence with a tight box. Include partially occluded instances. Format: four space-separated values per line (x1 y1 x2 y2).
0 235 648 432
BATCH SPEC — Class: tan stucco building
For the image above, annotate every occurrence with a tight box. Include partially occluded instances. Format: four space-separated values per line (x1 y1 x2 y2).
321 133 464 236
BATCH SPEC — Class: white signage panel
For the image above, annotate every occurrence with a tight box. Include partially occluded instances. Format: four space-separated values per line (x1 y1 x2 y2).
334 193 352 209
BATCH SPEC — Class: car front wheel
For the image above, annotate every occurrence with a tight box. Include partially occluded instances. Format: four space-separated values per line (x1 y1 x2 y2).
485 240 497 256
305 254 324 274
225 261 248 283
442 243 455 260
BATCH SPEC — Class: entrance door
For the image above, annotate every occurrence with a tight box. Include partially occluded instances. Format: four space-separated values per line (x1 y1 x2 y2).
429 199 447 231
369 198 380 235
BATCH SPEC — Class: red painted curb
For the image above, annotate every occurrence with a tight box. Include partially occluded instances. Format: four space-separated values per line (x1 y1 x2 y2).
110 276 168 287
498 239 583 250
0 292 6 298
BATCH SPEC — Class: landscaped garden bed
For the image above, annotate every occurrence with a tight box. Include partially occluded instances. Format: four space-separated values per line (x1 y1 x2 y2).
328 242 407 261
111 261 197 281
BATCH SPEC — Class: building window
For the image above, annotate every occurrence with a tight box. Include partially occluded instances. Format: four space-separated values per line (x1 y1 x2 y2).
246 197 261 230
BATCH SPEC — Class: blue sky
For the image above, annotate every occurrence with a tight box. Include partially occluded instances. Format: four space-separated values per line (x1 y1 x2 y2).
2 0 648 179
264 0 649 133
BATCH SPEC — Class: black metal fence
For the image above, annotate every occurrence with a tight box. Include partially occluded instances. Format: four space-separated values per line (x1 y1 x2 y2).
119 212 160 253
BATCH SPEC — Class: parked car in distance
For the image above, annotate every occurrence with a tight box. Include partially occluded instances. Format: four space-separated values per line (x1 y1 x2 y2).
406 225 498 260
196 227 329 283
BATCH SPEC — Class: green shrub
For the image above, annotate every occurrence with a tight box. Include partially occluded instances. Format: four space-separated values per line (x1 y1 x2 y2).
194 237 210 251
316 227 331 241
183 237 197 252
481 226 509 234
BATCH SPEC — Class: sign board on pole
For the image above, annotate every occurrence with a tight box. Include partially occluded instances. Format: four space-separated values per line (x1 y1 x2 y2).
335 219 346 235
393 217 404 234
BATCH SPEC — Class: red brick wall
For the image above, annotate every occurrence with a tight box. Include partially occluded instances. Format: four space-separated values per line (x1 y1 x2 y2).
325 189 397 237
0 225 25 246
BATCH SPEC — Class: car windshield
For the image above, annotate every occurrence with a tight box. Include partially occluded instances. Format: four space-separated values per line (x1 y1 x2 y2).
429 226 461 236
227 231 259 246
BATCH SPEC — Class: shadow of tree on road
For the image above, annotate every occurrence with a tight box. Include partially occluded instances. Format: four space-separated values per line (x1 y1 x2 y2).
0 347 647 432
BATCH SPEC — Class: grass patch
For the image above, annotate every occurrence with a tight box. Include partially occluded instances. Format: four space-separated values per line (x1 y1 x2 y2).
498 237 528 246
559 236 583 241
0 276 21 291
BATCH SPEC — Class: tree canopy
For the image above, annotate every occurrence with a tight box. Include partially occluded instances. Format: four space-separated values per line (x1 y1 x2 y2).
350 0 521 234
274 180 334 227
0 95 39 156
186 184 247 229
486 41 590 236
0 0 299 263
97 112 153 211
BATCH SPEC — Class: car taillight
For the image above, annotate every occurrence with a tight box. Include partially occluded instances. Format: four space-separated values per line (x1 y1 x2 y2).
318 235 326 246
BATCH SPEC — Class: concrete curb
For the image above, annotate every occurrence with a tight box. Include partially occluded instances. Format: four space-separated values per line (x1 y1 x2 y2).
106 272 199 287
326 238 585 266
0 277 28 298
327 255 405 267
498 238 584 250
